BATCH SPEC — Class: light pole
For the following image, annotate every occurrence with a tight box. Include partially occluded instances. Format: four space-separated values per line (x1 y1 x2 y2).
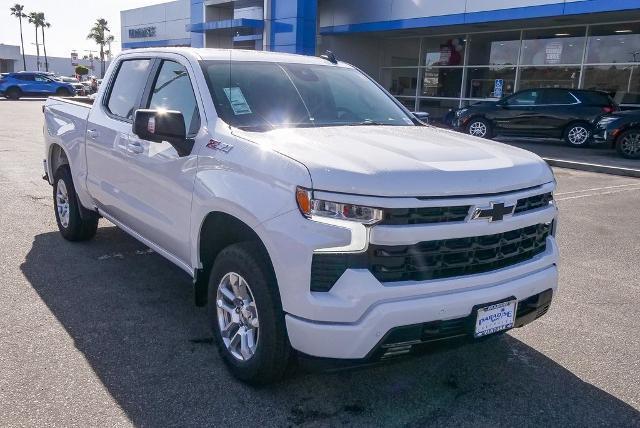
30 42 43 71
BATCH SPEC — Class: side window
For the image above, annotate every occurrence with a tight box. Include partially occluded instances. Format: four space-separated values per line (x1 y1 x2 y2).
106 59 151 120
541 89 576 105
147 60 200 135
506 90 540 106
17 74 34 81
35 75 50 82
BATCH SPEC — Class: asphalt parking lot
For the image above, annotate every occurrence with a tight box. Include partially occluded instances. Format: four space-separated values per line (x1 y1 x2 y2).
1 99 639 427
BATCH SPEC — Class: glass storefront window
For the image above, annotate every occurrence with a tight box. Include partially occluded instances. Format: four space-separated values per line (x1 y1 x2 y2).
583 65 640 105
381 38 421 67
420 68 463 98
519 66 580 90
418 98 459 120
586 23 640 64
422 35 466 67
521 28 586 65
396 97 417 110
466 67 516 98
467 32 521 65
381 68 418 96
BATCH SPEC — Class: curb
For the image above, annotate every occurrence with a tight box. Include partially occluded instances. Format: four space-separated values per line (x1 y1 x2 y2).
543 158 640 178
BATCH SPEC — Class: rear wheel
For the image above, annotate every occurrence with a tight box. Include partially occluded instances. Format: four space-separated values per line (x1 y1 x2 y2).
616 128 640 159
53 166 99 241
5 87 21 100
564 123 591 147
208 242 290 384
467 117 493 139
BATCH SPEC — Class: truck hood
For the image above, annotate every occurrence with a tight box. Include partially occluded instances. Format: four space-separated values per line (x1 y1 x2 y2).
235 126 553 197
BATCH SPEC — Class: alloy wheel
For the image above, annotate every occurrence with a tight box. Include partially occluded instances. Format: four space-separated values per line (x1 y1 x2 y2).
469 121 487 137
216 272 259 361
620 131 640 157
568 126 589 145
55 180 70 228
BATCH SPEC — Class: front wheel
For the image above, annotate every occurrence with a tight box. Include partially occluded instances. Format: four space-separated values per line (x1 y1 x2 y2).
6 87 21 100
467 118 493 139
208 242 290 384
53 166 99 241
564 123 591 147
616 128 640 159
55 88 71 97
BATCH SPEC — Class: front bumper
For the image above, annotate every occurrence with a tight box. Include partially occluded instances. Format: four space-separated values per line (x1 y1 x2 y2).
286 264 557 359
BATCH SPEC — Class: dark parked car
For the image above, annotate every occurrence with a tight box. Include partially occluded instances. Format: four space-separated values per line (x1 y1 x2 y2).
593 110 640 159
453 88 618 147
0 72 76 100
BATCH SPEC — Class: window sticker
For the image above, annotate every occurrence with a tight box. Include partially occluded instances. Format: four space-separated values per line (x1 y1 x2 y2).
223 87 252 115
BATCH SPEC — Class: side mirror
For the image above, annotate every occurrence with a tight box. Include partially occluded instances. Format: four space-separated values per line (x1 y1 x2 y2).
133 109 193 156
133 109 186 144
412 111 430 124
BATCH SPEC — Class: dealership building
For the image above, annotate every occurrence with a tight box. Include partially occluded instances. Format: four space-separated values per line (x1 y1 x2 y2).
121 0 640 117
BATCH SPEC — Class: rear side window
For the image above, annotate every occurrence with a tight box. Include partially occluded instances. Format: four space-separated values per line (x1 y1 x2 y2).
16 74 34 81
572 91 613 106
106 59 151 120
541 89 576 105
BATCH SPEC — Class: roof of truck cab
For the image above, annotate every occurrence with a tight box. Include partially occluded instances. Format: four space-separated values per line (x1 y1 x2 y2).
118 47 352 67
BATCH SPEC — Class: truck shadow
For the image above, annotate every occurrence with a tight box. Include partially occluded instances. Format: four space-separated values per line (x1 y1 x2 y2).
21 226 640 427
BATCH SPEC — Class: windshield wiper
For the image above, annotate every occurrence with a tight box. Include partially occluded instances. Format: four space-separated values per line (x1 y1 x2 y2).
353 119 385 126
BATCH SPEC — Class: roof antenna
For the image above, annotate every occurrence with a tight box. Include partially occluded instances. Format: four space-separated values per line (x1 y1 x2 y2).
320 50 337 64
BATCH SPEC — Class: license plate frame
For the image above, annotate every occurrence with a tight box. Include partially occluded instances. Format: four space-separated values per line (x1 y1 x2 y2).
473 298 517 338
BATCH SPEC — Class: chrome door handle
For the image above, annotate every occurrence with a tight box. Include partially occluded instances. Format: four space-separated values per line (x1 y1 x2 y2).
87 129 100 139
127 141 144 154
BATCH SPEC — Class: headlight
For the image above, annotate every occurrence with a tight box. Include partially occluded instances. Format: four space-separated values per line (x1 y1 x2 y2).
597 116 618 127
296 187 383 225
455 108 468 117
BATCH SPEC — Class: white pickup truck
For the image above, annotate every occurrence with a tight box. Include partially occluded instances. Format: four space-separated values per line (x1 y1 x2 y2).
43 48 558 384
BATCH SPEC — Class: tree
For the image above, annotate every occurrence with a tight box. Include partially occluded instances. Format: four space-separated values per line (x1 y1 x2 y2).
87 19 114 78
9 4 27 71
75 65 89 78
40 14 50 72
27 12 43 71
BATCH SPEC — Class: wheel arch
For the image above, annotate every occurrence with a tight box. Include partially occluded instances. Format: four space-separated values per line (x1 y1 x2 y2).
48 143 70 183
194 211 276 307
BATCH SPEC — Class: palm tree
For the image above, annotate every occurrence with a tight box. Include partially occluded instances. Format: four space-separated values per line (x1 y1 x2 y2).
9 4 27 71
39 14 50 72
87 19 114 78
28 12 43 71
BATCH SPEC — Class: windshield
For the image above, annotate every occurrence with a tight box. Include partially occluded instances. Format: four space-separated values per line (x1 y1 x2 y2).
201 61 414 131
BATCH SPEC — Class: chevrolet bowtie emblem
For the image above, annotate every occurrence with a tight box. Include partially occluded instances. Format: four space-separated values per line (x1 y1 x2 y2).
472 202 515 222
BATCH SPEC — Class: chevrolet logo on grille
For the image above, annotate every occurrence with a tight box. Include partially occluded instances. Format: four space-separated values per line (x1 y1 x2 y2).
471 202 515 222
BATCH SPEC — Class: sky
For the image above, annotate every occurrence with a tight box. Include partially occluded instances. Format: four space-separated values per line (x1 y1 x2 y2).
1 0 164 58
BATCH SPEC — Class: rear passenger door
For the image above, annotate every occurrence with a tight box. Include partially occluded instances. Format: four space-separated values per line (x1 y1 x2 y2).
113 57 203 266
537 89 580 136
85 57 152 223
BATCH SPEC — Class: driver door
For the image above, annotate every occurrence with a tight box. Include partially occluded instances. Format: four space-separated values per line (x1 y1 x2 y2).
492 89 541 135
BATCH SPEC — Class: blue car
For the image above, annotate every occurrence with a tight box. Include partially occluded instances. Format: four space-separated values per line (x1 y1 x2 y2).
0 72 76 100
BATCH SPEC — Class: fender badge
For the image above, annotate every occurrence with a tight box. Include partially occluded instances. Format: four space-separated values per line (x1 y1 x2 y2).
206 139 233 153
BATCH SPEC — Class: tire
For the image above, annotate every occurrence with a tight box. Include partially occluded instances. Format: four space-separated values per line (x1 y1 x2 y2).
616 128 640 159
467 117 493 139
208 242 290 384
564 123 591 147
6 87 21 100
53 166 99 241
56 88 71 97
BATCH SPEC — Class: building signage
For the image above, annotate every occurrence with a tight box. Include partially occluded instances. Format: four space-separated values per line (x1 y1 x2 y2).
129 26 156 39
545 41 563 64
494 79 504 98
70 52 78 66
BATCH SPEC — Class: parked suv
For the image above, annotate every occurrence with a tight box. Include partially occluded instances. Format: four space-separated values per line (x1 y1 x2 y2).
453 88 618 146
0 72 75 99
593 110 640 159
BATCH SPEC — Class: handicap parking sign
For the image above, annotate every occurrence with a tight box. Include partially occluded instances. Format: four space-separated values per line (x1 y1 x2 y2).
494 79 504 98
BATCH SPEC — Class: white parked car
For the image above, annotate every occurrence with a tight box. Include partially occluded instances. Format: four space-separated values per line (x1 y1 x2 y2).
42 48 559 384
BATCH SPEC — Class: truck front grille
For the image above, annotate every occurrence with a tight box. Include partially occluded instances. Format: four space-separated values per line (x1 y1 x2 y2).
310 223 550 291
514 192 553 214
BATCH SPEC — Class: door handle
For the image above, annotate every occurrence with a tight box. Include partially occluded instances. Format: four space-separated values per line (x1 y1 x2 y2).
87 129 100 139
127 141 144 154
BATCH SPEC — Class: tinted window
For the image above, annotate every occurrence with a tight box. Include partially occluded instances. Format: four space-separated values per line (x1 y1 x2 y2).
34 75 51 82
572 91 613 106
201 61 413 131
16 74 34 81
541 89 576 105
506 90 540 106
147 60 200 135
106 59 151 120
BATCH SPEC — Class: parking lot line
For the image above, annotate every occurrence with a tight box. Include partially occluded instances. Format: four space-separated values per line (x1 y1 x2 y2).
555 182 640 196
